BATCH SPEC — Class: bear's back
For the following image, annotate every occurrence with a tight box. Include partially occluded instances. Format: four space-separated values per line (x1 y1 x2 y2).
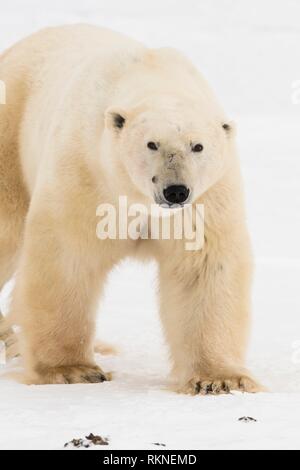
0 25 146 193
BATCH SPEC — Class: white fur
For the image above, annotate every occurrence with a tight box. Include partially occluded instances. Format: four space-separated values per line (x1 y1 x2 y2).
0 25 262 393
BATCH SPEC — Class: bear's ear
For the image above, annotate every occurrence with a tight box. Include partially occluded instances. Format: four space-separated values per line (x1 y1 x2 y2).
222 120 236 137
105 107 127 131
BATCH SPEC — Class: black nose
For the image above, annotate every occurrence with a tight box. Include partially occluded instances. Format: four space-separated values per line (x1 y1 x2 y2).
163 185 190 204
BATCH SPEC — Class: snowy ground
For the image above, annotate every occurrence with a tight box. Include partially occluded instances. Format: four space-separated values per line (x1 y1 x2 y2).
1 0 300 450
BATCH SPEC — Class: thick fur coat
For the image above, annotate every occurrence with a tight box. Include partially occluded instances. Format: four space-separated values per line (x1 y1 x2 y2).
0 25 262 393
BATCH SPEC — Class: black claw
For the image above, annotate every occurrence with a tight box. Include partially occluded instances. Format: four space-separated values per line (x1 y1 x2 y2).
212 385 221 395
195 382 201 394
83 373 107 383
222 382 230 394
239 379 245 392
199 383 212 395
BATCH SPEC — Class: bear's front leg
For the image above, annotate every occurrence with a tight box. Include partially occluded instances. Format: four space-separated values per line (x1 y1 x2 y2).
12 207 112 385
159 239 263 395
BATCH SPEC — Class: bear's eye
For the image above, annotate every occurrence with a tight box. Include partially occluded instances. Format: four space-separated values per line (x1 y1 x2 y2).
192 143 204 153
147 142 159 151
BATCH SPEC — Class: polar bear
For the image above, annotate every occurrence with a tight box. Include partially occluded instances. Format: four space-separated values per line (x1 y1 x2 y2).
0 25 262 393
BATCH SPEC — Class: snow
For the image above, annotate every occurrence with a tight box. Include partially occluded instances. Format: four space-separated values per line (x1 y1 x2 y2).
1 0 300 450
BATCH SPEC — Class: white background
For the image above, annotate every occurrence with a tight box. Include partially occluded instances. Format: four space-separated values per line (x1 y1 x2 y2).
0 0 300 450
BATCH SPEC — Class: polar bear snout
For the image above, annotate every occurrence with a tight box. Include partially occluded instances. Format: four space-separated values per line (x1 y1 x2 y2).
163 185 190 205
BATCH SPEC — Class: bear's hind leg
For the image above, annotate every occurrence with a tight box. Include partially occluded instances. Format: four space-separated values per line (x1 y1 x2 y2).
0 56 30 356
0 211 27 360
0 146 28 358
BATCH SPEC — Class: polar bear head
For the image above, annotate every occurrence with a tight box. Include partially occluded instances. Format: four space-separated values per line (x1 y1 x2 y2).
104 94 235 206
